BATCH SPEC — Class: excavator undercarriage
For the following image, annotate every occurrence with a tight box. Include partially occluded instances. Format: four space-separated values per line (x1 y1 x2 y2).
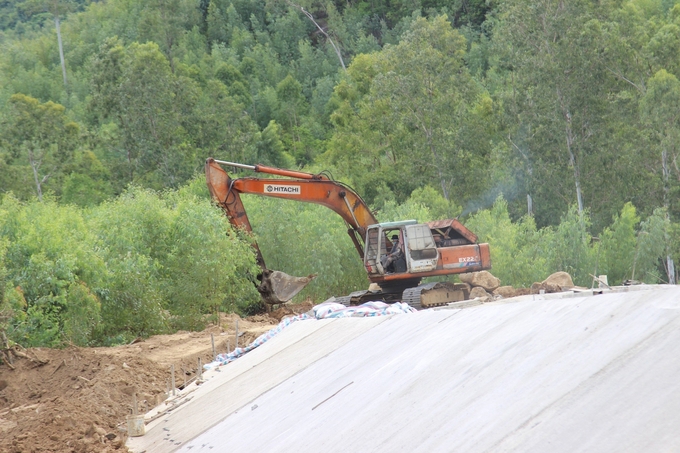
333 281 470 310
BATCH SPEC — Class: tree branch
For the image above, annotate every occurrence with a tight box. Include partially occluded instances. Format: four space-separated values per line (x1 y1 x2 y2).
605 66 644 93
286 1 346 72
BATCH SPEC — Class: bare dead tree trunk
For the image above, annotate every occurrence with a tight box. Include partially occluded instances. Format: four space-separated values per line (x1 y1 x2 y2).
28 150 49 202
286 1 346 72
558 87 584 216
55 16 68 87
661 148 675 284
565 117 584 215
662 149 669 211
30 161 43 202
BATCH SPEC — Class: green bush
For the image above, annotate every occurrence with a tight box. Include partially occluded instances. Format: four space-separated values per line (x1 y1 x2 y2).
0 186 262 347
634 207 671 283
0 196 104 346
0 181 677 348
161 190 260 328
547 206 596 287
599 202 639 285
466 196 551 287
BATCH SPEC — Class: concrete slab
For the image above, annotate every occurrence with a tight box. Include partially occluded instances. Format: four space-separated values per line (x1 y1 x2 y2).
128 316 390 452
130 286 680 453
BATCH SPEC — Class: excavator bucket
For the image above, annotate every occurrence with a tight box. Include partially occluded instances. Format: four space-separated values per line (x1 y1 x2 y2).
258 269 315 305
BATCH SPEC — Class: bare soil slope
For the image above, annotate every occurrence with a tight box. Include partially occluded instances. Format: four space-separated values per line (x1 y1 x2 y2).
0 304 310 453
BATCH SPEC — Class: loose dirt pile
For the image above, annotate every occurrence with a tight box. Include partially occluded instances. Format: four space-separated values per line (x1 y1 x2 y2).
0 303 311 453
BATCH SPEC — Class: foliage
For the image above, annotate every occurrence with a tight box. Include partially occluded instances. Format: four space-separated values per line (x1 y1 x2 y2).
599 202 639 285
547 206 596 287
466 196 550 287
0 187 261 346
326 15 495 205
0 0 679 347
634 207 672 283
2 94 80 201
243 195 368 301
0 195 103 346
0 238 12 338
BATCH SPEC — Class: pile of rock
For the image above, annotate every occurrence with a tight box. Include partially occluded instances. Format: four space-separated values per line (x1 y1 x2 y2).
459 270 576 302
458 271 501 300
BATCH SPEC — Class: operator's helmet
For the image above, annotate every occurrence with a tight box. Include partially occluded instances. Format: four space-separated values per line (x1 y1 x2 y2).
391 234 399 240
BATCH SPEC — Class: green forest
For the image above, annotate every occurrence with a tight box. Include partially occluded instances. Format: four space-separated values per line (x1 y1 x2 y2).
0 0 679 347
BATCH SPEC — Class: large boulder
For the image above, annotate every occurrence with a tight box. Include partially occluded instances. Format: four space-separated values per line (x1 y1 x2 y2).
542 271 574 289
459 271 501 292
468 286 491 301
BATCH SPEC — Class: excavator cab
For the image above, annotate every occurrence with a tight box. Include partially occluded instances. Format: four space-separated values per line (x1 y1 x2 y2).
364 221 439 276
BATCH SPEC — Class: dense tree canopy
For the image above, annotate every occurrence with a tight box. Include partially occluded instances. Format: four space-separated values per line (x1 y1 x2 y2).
0 0 679 346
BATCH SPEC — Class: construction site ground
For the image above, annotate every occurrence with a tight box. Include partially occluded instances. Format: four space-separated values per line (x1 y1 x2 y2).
127 284 680 453
4 286 680 452
0 304 310 453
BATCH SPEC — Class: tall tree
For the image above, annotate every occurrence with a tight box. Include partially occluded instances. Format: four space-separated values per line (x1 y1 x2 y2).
3 94 79 201
494 0 612 225
20 0 77 87
90 41 192 188
640 69 680 284
327 15 493 204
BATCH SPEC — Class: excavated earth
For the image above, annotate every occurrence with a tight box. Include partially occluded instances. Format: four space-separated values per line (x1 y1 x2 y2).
0 304 311 453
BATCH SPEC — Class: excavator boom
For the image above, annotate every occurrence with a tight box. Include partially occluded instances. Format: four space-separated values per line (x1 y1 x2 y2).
206 158 377 257
205 158 377 304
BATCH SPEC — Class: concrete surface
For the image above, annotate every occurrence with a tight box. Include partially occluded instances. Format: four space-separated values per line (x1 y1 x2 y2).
128 285 680 453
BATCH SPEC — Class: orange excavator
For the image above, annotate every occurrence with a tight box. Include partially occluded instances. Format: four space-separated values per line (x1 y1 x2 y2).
205 158 492 309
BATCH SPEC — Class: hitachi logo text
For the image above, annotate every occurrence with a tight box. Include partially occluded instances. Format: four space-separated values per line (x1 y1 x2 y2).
264 184 301 195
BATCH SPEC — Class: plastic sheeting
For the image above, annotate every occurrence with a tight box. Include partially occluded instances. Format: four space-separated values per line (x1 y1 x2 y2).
205 301 415 369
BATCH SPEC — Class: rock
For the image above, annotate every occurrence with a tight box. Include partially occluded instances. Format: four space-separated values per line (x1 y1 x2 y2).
0 418 17 433
493 286 516 298
530 282 562 294
514 287 532 296
459 271 501 292
542 271 574 288
469 286 491 301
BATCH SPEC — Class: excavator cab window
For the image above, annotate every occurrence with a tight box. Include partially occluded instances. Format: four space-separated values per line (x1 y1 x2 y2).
364 226 407 275
379 229 406 274
364 221 417 275
404 224 438 273
364 227 381 275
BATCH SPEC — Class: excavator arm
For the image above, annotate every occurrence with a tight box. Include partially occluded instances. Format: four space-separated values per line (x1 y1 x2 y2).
205 157 378 304
206 158 378 257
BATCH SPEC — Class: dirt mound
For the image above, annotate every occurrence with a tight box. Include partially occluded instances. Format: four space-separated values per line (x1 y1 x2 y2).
0 307 302 453
0 346 167 452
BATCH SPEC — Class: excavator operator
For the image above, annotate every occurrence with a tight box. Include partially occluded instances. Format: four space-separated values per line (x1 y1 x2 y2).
381 234 405 273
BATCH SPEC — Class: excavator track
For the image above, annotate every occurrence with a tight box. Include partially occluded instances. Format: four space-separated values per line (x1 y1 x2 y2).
335 282 469 310
335 289 404 307
401 282 470 310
